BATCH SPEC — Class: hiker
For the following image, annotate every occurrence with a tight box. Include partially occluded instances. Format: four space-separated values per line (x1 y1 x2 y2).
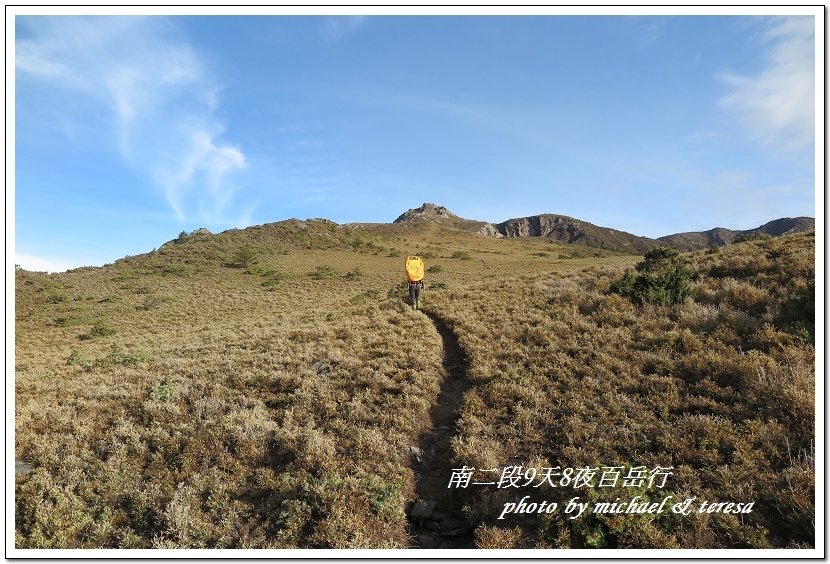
404 256 425 310
409 278 425 310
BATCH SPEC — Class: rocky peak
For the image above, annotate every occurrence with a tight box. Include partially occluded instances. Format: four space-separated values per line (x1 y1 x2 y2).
190 227 213 237
393 203 460 224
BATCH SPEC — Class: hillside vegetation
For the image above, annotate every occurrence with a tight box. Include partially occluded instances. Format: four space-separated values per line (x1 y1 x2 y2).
14 218 814 550
428 231 815 548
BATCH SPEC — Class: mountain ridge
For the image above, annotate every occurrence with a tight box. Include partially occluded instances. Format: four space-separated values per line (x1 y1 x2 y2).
390 203 815 253
657 217 817 251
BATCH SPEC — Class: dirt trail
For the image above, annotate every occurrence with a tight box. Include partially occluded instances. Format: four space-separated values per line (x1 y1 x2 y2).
406 310 475 549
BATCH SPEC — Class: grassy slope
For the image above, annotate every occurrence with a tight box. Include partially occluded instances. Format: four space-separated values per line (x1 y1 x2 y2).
14 222 814 549
427 232 815 548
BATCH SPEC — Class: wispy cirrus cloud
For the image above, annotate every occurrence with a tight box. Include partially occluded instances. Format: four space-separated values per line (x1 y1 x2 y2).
627 16 666 50
16 16 248 224
319 16 367 43
718 16 815 152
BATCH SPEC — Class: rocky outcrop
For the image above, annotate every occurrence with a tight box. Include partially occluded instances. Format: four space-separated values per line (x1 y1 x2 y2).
477 223 503 238
393 202 492 235
496 214 658 253
394 203 460 224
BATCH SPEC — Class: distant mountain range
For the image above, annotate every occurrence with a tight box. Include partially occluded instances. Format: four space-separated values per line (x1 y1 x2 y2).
392 203 814 253
656 217 816 251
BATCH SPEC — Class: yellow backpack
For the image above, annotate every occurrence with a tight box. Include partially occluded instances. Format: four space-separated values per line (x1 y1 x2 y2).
404 256 425 282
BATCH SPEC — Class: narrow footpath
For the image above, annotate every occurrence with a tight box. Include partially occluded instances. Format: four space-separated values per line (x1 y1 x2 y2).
406 310 475 549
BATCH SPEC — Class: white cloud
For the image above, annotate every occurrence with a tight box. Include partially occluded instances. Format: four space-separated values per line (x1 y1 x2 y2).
719 16 815 151
164 128 247 222
629 16 665 50
320 16 367 43
16 16 249 224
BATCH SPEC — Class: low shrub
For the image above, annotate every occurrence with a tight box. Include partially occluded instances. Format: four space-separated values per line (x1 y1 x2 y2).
46 293 67 304
53 316 84 327
735 232 773 244
148 379 175 401
80 322 116 340
261 274 284 290
350 289 382 303
310 265 339 279
66 349 92 367
778 283 815 342
158 263 188 276
101 346 150 366
610 247 695 306
246 264 275 277
230 245 259 268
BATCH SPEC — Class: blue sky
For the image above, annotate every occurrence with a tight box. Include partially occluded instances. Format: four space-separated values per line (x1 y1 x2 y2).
12 11 820 272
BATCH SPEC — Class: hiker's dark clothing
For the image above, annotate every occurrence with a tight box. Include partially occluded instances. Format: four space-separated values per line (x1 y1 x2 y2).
409 281 424 304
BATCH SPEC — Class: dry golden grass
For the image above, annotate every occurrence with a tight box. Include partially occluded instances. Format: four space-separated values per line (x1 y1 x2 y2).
14 220 814 549
473 524 526 549
427 231 815 548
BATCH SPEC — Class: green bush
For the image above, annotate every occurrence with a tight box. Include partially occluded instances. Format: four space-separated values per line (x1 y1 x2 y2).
735 232 773 244
350 288 382 303
158 262 188 276
345 268 363 281
778 283 815 342
426 265 443 274
261 273 285 290
46 293 67 304
53 316 84 327
610 247 695 306
80 322 116 340
245 264 275 277
231 245 259 268
101 346 150 366
148 379 174 401
66 349 92 367
310 265 338 279
450 251 472 260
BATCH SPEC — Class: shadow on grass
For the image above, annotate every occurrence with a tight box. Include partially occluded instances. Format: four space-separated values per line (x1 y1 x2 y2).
407 309 476 549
